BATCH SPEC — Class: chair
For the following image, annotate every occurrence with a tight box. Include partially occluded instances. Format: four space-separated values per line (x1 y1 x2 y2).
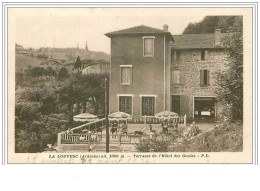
134 127 147 135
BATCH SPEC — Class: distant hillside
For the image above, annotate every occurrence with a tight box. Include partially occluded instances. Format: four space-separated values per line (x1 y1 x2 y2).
88 50 110 61
15 54 44 73
39 47 110 62
183 16 242 34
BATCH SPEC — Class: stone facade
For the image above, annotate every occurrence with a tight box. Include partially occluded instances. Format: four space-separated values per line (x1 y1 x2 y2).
171 49 228 119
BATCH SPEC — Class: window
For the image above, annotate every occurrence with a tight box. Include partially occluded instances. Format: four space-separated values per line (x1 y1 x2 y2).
201 50 205 60
176 51 181 61
119 96 132 115
143 37 154 57
120 66 132 85
142 97 155 116
172 70 180 84
200 69 209 86
172 51 177 61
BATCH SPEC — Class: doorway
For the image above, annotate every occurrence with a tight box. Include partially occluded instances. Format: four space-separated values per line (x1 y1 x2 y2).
172 95 180 115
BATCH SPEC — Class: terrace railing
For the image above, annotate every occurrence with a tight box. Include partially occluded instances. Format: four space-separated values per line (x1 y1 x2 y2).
69 118 106 133
127 114 187 126
58 131 173 149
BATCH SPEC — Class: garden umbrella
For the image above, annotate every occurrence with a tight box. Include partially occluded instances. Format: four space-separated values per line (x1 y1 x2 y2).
82 129 88 133
155 111 179 120
73 113 98 122
108 111 132 121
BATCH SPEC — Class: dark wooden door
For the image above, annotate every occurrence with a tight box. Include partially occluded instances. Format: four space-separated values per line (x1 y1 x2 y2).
172 95 180 115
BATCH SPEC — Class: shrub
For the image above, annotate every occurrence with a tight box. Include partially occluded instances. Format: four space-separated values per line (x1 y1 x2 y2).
135 138 169 152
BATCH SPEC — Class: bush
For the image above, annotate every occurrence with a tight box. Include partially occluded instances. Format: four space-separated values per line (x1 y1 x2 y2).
135 138 169 152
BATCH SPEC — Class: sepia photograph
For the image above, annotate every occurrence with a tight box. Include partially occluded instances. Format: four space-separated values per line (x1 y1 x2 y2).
6 6 254 163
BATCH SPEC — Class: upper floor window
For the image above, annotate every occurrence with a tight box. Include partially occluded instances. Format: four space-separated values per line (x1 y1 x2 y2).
176 51 181 61
172 69 180 84
201 50 208 61
120 65 132 85
200 69 209 86
143 37 154 57
201 50 205 60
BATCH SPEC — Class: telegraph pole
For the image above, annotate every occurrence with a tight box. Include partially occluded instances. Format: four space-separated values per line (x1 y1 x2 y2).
105 78 109 153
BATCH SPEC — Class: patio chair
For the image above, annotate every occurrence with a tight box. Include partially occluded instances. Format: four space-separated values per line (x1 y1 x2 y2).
134 127 147 135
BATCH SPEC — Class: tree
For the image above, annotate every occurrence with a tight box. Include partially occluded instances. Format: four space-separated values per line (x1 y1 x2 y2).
74 56 82 72
57 67 69 80
56 73 109 124
44 66 56 77
31 66 45 78
15 87 69 153
216 17 243 121
183 16 240 34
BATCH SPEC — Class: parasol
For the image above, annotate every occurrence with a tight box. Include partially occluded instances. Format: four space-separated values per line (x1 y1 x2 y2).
73 113 98 122
108 111 132 121
155 111 179 120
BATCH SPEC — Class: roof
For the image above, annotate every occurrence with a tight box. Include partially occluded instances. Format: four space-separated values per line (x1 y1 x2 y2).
105 25 174 41
172 33 230 49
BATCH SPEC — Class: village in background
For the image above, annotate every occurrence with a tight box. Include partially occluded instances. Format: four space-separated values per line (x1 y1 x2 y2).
15 16 243 153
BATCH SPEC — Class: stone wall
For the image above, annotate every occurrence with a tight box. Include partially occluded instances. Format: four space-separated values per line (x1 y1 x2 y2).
171 49 229 119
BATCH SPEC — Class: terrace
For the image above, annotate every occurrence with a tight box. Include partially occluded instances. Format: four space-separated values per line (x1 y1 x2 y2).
55 114 215 152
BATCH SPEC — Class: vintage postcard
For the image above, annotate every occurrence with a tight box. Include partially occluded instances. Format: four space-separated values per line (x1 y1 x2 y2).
6 6 254 163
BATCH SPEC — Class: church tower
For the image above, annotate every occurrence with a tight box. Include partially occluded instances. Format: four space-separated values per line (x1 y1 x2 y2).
85 41 89 53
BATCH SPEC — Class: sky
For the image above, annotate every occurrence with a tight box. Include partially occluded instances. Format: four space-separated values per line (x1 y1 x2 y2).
14 8 211 54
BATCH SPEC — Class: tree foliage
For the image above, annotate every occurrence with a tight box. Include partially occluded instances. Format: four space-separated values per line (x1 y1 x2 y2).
30 66 45 78
183 16 241 34
57 67 69 80
74 56 82 71
44 66 56 77
216 17 243 121
56 73 109 124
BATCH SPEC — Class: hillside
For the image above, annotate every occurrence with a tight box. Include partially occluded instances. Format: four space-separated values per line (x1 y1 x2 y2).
88 51 110 61
38 48 110 62
15 54 45 73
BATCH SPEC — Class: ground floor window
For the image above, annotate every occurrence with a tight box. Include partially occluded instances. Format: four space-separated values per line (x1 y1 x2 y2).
141 97 155 116
194 97 216 119
119 96 132 115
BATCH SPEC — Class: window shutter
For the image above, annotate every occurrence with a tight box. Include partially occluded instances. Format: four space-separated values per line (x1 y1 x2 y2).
120 68 122 84
200 69 204 86
180 70 186 86
131 67 133 84
207 70 209 85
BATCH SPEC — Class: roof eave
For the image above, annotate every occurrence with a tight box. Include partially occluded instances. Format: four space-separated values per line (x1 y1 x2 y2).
105 32 174 41
172 47 225 50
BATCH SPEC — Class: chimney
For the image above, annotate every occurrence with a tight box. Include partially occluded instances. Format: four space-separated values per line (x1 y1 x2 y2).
214 28 221 46
163 24 168 32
